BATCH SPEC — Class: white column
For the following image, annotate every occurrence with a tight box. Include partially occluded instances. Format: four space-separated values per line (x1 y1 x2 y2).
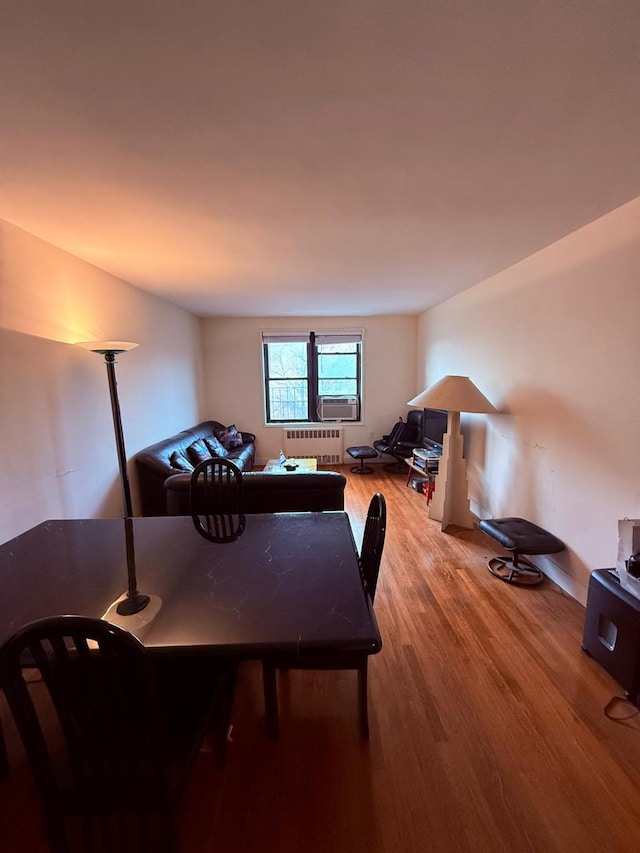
428 411 475 531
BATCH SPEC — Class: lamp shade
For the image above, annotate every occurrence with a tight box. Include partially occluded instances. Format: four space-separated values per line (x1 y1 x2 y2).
408 375 496 414
76 341 139 355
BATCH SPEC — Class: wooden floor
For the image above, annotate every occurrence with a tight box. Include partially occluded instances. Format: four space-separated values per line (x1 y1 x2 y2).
3 466 640 852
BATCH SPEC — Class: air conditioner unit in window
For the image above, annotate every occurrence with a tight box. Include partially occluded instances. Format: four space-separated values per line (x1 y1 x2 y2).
318 396 359 422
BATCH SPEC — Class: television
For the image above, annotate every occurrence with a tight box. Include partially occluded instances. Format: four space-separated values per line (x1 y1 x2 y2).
422 408 448 453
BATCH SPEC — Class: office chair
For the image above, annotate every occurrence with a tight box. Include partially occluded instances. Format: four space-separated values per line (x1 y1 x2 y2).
373 410 424 472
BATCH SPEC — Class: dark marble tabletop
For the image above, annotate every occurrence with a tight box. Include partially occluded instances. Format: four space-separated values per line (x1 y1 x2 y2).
0 513 381 658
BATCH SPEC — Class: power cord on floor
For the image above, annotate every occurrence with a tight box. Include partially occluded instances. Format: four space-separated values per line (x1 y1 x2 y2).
604 694 640 721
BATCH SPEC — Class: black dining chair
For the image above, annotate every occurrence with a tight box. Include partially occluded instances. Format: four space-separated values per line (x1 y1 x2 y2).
190 456 246 543
262 492 387 740
0 615 236 853
359 492 387 601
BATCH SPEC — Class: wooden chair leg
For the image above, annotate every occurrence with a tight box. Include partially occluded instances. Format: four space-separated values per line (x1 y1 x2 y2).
357 659 369 739
262 661 279 740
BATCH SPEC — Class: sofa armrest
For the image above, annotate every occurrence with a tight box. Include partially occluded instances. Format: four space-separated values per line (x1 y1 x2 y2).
240 431 256 443
164 473 193 515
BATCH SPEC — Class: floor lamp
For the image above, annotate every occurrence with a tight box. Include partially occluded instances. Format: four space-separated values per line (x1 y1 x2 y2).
408 376 496 532
76 341 150 615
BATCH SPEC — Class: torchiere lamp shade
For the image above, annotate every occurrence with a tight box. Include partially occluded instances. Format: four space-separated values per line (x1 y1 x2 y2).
75 341 139 355
408 376 496 531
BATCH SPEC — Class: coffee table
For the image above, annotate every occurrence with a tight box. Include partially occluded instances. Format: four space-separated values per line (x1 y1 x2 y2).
263 457 318 473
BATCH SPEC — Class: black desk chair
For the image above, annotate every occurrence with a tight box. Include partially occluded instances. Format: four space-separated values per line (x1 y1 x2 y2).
373 411 424 472
190 456 246 543
262 493 387 739
0 615 236 853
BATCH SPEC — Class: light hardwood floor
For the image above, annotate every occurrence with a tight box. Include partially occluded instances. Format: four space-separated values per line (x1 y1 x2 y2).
2 466 640 852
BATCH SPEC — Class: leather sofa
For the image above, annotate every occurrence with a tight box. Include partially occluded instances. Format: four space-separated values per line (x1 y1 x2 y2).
135 421 346 517
135 421 255 516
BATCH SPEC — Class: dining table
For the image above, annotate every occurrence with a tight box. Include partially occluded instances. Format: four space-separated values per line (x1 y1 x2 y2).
0 511 382 774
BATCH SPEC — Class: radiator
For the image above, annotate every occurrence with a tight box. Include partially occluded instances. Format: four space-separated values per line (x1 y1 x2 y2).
282 427 344 465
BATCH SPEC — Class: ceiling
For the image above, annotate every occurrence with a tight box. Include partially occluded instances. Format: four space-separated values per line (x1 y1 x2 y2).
1 1 638 318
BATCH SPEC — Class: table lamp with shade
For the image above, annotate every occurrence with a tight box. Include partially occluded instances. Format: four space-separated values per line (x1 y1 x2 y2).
408 375 496 531
75 341 150 616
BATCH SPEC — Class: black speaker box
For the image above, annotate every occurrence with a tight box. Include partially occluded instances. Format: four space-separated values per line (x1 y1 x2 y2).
582 569 640 703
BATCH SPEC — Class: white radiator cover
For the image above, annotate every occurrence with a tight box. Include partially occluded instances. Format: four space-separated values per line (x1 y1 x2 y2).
283 427 344 465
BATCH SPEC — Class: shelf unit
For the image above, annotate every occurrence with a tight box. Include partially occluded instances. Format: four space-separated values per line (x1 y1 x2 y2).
405 448 440 503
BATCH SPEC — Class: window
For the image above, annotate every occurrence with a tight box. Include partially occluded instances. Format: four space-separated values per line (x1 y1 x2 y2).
262 331 362 423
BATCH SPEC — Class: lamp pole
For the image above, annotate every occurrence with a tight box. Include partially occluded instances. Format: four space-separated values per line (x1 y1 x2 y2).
76 341 149 614
426 409 475 530
103 350 134 518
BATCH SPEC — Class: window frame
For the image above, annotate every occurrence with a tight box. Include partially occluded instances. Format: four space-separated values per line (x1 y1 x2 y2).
262 330 363 424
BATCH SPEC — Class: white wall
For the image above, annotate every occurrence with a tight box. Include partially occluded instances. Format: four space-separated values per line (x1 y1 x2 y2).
0 219 204 543
7 195 636 607
418 198 640 603
200 315 418 464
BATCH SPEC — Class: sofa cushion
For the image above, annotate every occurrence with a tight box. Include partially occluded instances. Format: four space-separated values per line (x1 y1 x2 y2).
215 424 244 450
204 435 228 457
187 439 212 466
226 443 254 467
169 451 193 472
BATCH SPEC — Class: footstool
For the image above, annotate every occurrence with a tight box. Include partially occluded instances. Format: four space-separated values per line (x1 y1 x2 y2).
478 517 565 586
346 445 377 474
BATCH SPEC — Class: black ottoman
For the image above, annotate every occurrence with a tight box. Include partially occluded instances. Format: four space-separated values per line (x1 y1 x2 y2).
346 445 378 474
478 517 565 586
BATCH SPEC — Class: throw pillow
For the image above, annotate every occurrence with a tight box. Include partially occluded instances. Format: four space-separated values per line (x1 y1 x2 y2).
169 451 193 472
215 424 244 450
204 435 229 458
186 439 212 466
